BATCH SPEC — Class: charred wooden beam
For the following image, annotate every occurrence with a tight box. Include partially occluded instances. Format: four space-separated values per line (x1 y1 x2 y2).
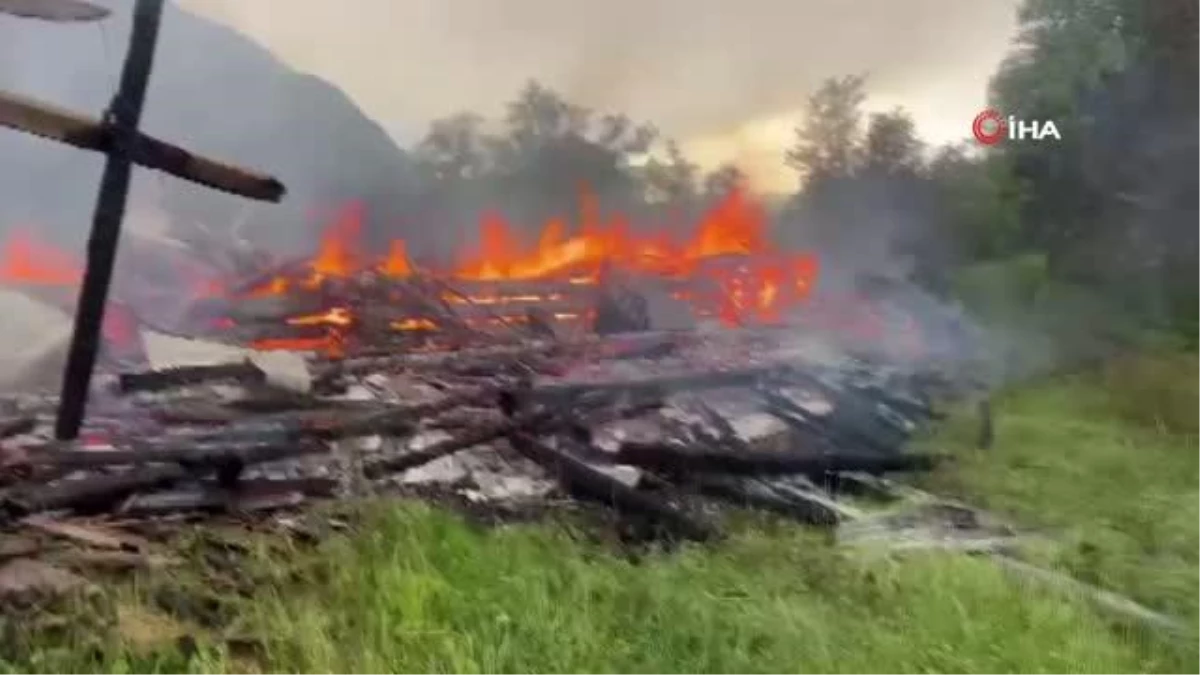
692 475 851 525
117 477 338 517
0 90 285 202
615 442 943 476
0 0 109 21
3 464 189 516
362 417 530 479
55 0 167 442
317 340 563 378
290 387 498 441
363 394 663 480
25 438 327 472
532 365 775 400
507 431 717 542
118 361 265 393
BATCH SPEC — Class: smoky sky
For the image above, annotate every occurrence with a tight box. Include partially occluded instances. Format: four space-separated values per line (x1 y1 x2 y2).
182 0 1019 152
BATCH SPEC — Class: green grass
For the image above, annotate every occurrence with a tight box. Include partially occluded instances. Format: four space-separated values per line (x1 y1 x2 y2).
11 512 1186 674
920 351 1199 625
2 353 1196 673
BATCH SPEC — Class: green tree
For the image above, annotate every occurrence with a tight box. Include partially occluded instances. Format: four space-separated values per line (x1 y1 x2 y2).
861 109 923 176
485 81 656 227
784 74 867 183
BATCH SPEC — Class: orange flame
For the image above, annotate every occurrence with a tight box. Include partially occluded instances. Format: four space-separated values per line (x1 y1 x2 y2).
0 230 82 286
381 239 412 278
453 185 778 282
311 202 363 278
0 230 143 350
241 184 819 327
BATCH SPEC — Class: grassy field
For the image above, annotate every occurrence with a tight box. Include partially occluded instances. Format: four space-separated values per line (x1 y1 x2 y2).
2 352 1196 673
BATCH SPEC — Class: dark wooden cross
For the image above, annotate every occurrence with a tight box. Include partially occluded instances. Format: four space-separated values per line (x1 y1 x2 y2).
0 0 287 440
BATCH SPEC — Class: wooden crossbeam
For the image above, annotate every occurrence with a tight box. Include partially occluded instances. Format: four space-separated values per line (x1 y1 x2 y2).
0 90 285 202
1 0 289 439
0 0 109 22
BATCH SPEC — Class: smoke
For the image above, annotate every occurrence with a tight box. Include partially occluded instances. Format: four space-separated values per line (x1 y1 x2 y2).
0 0 417 254
0 0 1020 382
183 0 1018 174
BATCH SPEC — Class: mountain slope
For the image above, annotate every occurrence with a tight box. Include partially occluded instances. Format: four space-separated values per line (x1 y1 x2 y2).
0 1 416 251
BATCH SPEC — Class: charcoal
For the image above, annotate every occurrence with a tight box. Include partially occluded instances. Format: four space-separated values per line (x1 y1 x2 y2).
4 465 189 516
615 442 942 476
593 286 650 335
692 475 849 525
118 361 266 393
507 431 717 542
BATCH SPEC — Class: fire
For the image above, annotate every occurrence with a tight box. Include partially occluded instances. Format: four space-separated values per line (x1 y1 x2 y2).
390 318 437 331
0 183 831 359
0 230 141 351
240 184 820 329
311 202 362 278
0 230 82 286
381 239 412 278
452 187 770 282
287 307 354 327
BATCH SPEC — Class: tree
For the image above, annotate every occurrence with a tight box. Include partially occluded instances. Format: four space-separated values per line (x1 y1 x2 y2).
701 164 747 200
784 74 867 183
987 0 1132 282
861 109 923 176
411 81 660 238
926 145 1025 262
642 140 699 205
414 112 489 183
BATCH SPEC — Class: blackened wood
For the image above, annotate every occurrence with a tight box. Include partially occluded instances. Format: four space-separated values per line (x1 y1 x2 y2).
0 416 36 439
507 431 717 542
317 341 562 378
25 439 326 471
757 384 906 456
118 477 337 516
296 387 498 441
362 418 531 479
692 475 844 526
615 442 942 476
593 285 650 335
524 307 559 340
0 90 285 201
55 0 165 441
532 365 774 400
0 0 108 22
4 464 188 515
118 361 265 393
362 396 663 480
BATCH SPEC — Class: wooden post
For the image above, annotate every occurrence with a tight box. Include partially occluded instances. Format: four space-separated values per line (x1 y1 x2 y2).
55 0 165 440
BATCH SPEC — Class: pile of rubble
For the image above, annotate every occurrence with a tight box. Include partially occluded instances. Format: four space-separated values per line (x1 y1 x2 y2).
0 321 977 543
4 305 1185 638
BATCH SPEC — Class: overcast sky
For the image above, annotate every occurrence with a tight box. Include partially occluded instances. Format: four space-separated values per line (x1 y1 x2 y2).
180 0 1020 191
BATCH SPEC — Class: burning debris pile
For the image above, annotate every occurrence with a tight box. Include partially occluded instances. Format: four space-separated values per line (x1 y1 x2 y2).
0 324 965 542
0 186 986 549
186 189 821 356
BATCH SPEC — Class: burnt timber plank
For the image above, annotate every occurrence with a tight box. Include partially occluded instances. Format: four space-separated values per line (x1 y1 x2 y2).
0 90 285 202
0 0 108 21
